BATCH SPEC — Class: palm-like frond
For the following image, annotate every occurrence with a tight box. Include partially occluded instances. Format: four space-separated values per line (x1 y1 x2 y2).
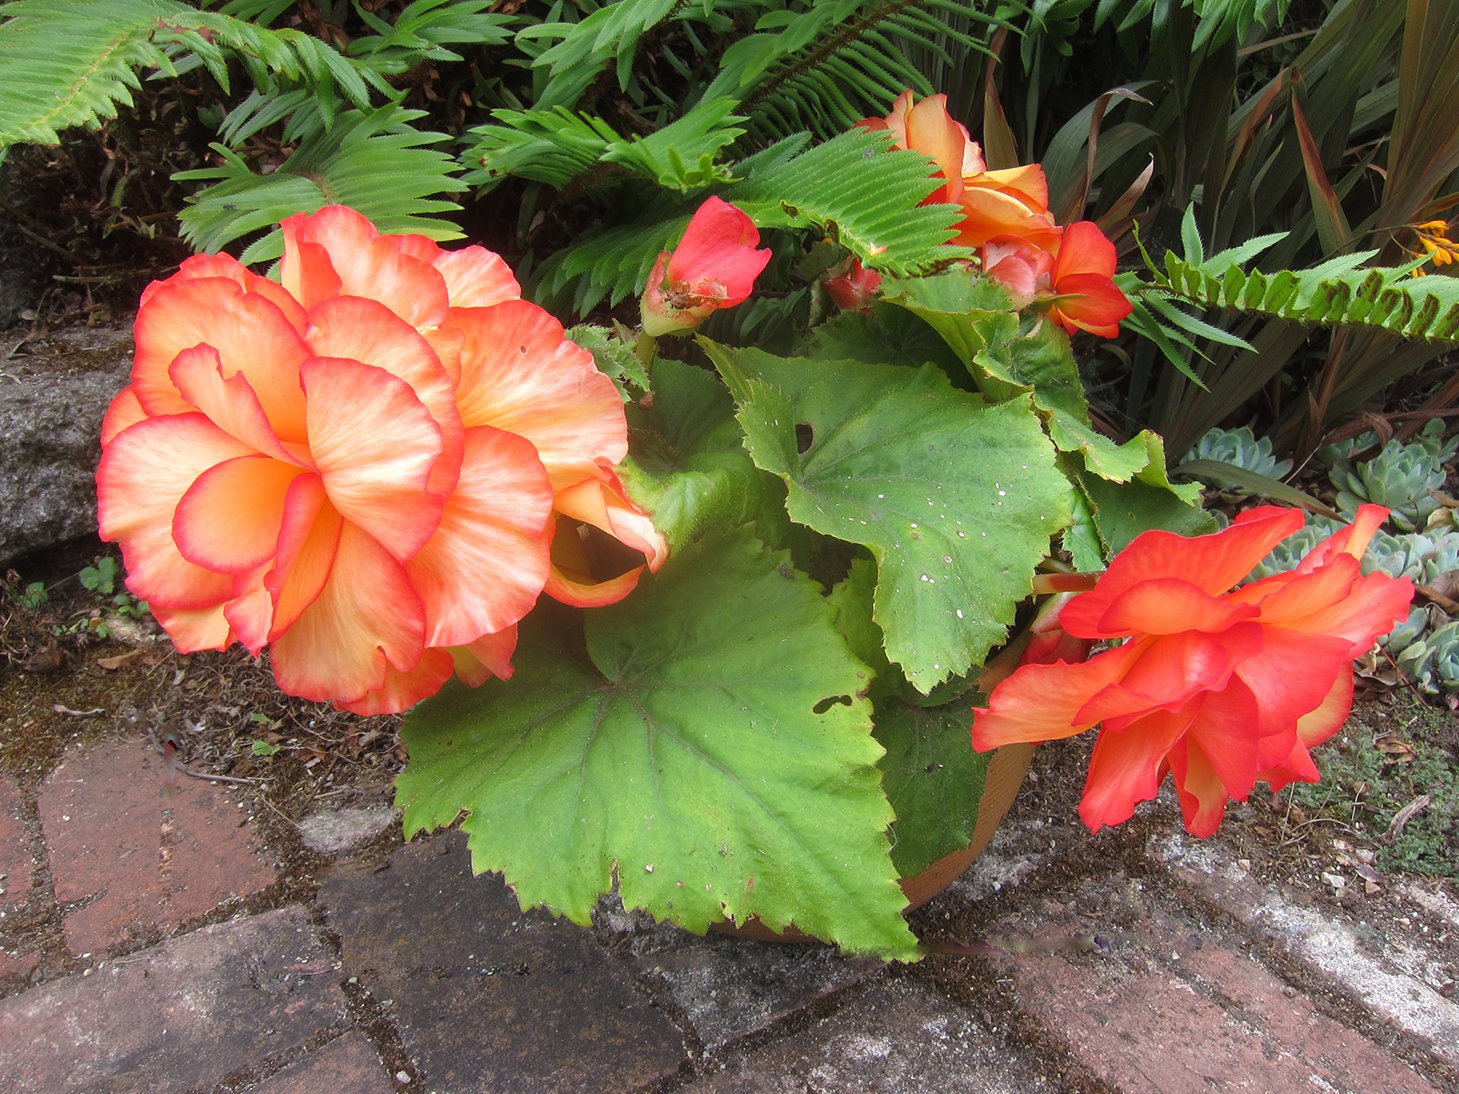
175 106 467 263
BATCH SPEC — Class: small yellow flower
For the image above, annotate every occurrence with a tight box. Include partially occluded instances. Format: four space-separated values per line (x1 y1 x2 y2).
1403 219 1459 276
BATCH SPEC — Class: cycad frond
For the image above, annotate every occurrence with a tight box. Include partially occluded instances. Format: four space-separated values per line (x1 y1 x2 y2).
0 0 395 152
175 106 467 263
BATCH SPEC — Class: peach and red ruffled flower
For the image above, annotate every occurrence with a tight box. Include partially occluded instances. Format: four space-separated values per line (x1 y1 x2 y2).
99 205 666 714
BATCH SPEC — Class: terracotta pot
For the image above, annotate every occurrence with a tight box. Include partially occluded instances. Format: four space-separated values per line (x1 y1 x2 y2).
713 741 1036 943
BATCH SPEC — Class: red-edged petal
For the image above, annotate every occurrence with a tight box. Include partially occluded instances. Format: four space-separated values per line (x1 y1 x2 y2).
281 206 450 330
432 246 521 308
150 602 233 653
1245 557 1413 656
100 386 147 446
449 302 627 472
266 474 339 637
1078 705 1196 831
1294 504 1390 572
269 522 427 703
1257 671 1353 792
1059 507 1304 637
304 295 464 495
132 276 310 440
173 455 304 574
1095 577 1259 636
97 414 254 608
164 252 308 333
451 628 518 685
407 425 554 646
1048 272 1132 337
1167 734 1233 837
302 357 446 561
1228 625 1352 764
1075 625 1263 727
971 639 1146 749
224 565 274 657
168 345 301 464
1053 221 1117 279
903 94 969 194
337 648 456 715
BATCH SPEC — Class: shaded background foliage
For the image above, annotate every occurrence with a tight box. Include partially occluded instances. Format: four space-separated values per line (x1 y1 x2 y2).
1 0 1458 458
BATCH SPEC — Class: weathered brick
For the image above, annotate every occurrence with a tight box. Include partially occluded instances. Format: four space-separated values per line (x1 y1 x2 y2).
248 1031 394 1094
984 875 1444 1094
319 831 687 1092
612 911 879 1051
1160 833 1459 1069
0 777 35 914
0 946 37 984
0 906 345 1093
690 979 1060 1092
38 736 277 953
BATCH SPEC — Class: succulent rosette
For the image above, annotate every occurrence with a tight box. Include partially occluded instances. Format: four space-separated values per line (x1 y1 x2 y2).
98 206 666 715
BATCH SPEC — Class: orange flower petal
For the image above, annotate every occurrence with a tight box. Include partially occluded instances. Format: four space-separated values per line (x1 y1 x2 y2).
451 627 518 685
1078 704 1196 831
432 246 521 308
971 640 1146 749
1076 625 1263 728
337 648 456 716
1257 671 1354 792
1059 507 1304 637
100 386 146 446
132 276 311 441
149 602 233 652
406 425 554 646
266 474 340 638
449 302 627 473
1096 577 1259 636
281 206 450 329
97 413 253 608
269 522 426 703
302 357 447 562
173 455 304 574
304 295 464 495
168 345 300 464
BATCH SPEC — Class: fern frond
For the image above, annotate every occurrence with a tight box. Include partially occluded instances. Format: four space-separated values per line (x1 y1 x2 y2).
0 0 396 152
175 106 466 263
729 128 970 274
534 128 970 317
1148 250 1459 343
0 0 180 149
463 98 745 192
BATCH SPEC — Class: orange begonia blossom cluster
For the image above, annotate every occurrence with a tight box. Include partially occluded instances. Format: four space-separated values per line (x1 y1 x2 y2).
856 91 1132 337
98 206 666 715
971 506 1413 837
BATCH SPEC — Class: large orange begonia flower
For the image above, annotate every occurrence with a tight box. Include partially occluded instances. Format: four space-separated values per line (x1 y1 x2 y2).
858 91 1059 250
98 206 667 715
971 506 1412 837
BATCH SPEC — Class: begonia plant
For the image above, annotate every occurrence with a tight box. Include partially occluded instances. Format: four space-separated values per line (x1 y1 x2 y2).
96 92 1413 960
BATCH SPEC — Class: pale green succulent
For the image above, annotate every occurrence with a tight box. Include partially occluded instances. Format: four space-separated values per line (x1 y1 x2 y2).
1330 437 1448 533
1420 531 1459 584
1246 517 1337 581
1396 620 1459 694
1379 605 1432 655
1187 426 1294 479
1316 417 1457 471
1364 530 1434 581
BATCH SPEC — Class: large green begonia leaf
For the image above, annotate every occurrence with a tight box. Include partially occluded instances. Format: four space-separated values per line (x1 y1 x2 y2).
396 529 918 959
876 701 990 878
704 342 1069 693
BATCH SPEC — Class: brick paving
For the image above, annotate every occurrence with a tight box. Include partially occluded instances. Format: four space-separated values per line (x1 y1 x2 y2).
1 733 1456 1093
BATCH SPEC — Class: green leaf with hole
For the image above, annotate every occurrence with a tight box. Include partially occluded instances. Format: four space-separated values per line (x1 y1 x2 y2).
396 529 917 958
704 342 1069 693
